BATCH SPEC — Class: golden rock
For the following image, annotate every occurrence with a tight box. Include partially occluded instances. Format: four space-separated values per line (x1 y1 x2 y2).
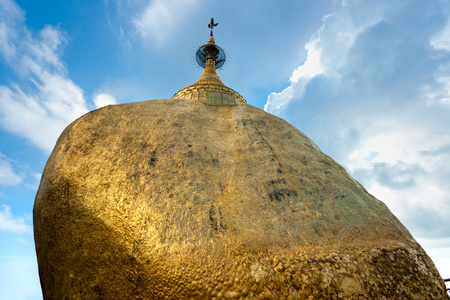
34 19 448 299
34 99 448 299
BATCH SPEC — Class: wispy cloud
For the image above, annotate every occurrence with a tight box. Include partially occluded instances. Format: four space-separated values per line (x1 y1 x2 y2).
0 0 23 61
431 18 450 51
93 93 117 109
133 0 197 45
0 152 21 186
264 3 388 115
0 1 89 153
264 36 324 114
0 204 31 233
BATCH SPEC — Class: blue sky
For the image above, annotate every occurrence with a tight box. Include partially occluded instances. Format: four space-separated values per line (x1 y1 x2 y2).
1 0 450 298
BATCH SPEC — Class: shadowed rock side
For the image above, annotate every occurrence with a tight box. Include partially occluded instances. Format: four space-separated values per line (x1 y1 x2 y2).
34 99 448 299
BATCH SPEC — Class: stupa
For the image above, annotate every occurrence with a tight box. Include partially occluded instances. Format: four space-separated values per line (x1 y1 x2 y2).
34 19 448 299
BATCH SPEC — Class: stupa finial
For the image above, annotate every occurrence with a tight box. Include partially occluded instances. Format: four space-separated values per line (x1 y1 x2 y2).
172 18 246 106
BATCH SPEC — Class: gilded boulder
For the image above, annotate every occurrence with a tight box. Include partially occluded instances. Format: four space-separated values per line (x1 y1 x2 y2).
34 99 448 299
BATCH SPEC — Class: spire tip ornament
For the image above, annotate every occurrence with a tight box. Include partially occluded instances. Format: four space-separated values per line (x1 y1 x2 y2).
208 18 218 36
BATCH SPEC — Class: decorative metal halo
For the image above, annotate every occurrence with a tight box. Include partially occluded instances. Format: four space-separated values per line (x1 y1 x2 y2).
195 45 226 69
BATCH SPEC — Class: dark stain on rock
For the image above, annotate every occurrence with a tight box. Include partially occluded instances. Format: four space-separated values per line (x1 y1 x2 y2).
269 188 298 202
209 204 225 233
266 178 299 202
148 149 157 166
209 205 218 232
268 178 287 186
211 157 219 165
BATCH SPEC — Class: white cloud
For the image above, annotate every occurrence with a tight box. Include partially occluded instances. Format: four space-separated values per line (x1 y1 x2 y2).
0 8 89 153
424 64 450 105
431 19 450 51
345 121 450 230
346 121 449 170
133 0 197 45
0 0 22 20
93 93 117 108
264 86 294 115
289 38 324 83
32 172 41 181
0 205 31 233
0 0 22 61
264 36 324 115
0 20 16 60
264 2 387 115
0 153 21 186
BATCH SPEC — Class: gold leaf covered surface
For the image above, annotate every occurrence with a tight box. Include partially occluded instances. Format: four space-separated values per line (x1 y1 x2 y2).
34 99 448 299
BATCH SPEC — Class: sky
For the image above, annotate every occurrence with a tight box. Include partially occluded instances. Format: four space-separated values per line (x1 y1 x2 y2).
0 0 450 298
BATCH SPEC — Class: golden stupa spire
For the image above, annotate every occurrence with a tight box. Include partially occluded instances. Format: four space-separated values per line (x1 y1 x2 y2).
172 18 246 106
